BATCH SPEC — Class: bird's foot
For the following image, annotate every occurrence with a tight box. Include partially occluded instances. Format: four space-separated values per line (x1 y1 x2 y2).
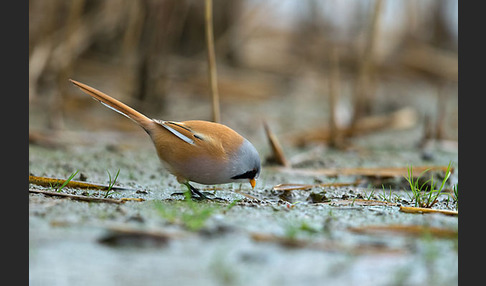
170 183 225 201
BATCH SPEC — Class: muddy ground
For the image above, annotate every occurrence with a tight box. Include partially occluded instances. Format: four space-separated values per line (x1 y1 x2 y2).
29 71 458 285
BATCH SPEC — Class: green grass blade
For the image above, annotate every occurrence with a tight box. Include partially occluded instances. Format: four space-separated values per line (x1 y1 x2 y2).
56 170 79 192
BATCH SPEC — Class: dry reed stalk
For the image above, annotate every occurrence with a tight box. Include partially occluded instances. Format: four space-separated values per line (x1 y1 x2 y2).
399 206 458 216
350 0 383 134
328 47 342 148
205 0 221 123
29 2 124 103
51 0 86 130
121 1 145 62
435 83 447 140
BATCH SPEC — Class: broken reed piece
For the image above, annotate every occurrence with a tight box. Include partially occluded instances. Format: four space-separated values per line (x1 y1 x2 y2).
348 224 457 239
98 224 186 246
331 199 399 207
399 206 458 216
273 179 362 192
263 120 290 167
250 232 404 255
233 190 262 201
250 232 324 249
29 189 144 204
29 131 62 149
29 175 132 191
399 41 458 82
270 165 452 179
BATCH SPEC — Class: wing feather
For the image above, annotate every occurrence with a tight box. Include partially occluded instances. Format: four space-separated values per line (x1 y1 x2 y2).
153 120 196 145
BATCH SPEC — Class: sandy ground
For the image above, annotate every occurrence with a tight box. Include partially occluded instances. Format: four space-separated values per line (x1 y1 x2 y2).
29 73 458 285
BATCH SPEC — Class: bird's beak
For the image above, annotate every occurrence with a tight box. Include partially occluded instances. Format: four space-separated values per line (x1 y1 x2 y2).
249 178 256 189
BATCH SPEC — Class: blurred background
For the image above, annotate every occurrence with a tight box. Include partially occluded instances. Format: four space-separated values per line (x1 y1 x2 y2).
29 0 458 154
29 3 458 284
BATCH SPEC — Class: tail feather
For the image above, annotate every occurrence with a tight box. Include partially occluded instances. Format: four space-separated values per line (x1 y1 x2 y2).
69 79 153 130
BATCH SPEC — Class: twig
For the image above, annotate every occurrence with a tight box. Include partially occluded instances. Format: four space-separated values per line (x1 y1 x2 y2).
29 189 144 204
205 0 221 123
399 206 458 216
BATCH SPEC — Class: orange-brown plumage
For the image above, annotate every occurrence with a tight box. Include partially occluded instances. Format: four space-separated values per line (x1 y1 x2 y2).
69 79 260 198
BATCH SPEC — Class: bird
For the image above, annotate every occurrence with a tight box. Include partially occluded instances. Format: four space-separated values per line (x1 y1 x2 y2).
69 79 261 200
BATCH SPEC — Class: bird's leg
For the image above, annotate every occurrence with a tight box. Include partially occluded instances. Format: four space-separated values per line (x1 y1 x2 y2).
171 182 226 201
185 182 211 200
170 182 211 200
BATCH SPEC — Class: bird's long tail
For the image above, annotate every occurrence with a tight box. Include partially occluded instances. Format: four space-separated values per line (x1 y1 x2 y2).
69 79 153 130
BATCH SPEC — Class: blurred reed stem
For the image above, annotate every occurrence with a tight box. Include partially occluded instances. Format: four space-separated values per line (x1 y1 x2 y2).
350 0 383 134
205 0 221 123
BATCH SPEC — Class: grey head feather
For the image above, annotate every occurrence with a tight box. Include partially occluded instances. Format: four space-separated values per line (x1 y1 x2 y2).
230 139 261 181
